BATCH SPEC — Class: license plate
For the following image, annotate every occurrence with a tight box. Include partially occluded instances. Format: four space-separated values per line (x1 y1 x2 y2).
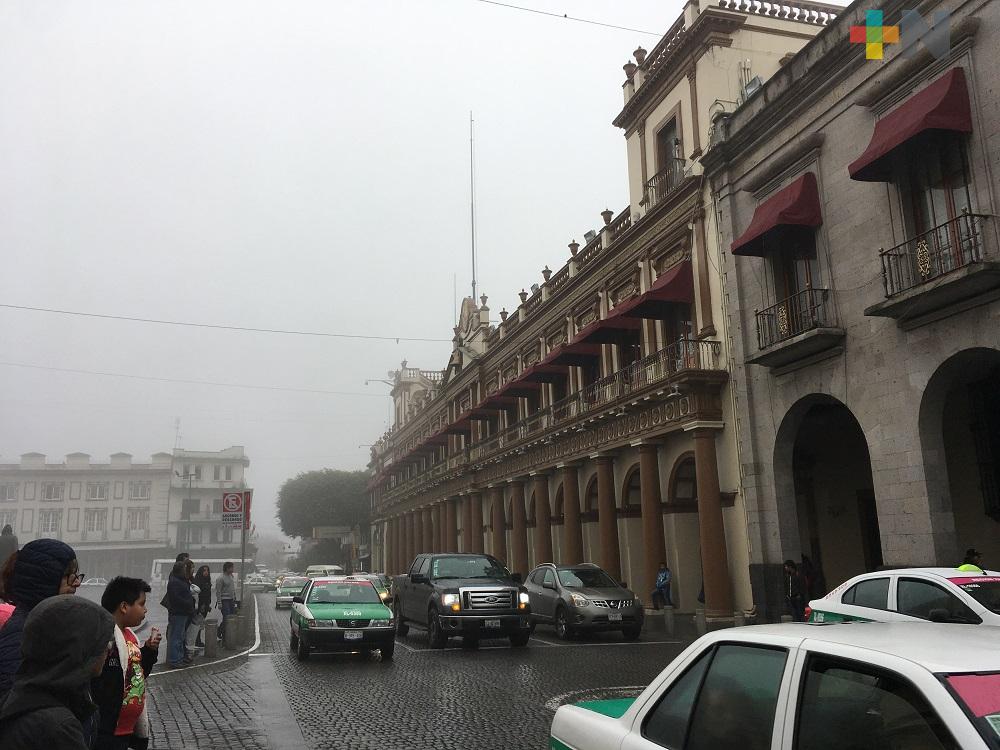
484 619 501 629
609 613 623 622
344 631 363 640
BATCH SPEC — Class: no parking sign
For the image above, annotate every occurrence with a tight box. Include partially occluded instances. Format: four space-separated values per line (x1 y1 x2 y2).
221 490 252 529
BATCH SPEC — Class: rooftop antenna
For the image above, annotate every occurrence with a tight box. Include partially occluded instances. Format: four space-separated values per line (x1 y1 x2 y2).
470 111 478 303
173 417 181 452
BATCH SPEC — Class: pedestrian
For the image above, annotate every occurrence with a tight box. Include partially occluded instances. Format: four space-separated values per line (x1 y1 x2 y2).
214 561 237 642
957 548 986 573
0 539 82 703
190 565 212 650
92 577 160 750
651 563 673 609
183 561 204 658
165 561 194 668
784 559 807 622
0 595 114 750
160 551 190 649
0 525 16 570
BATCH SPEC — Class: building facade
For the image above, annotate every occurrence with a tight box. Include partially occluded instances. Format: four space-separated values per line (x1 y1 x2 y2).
368 0 840 619
704 0 999 615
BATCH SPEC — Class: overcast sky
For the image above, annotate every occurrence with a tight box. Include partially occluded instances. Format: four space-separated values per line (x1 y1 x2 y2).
0 0 699 536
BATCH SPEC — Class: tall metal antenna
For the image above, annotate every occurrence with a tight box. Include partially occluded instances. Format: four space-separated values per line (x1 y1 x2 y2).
453 273 458 326
470 111 478 303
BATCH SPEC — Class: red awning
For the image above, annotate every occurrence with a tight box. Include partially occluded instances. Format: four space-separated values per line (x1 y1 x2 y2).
730 173 823 257
540 343 602 367
442 411 474 434
610 260 694 319
518 362 568 383
494 377 542 399
571 314 642 344
849 68 972 182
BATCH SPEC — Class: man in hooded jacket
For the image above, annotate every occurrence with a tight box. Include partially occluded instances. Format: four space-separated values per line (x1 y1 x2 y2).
0 538 80 703
0 595 114 749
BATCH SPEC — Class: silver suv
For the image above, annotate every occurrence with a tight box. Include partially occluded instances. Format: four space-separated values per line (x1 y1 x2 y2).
524 563 643 640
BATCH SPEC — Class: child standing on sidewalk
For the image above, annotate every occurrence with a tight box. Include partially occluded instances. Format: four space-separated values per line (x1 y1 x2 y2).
93 577 161 750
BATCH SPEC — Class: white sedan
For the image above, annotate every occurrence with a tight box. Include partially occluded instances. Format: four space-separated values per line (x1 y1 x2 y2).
807 567 1000 625
549 622 1000 750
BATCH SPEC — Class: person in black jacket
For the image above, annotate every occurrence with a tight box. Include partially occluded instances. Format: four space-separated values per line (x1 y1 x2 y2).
191 565 212 649
0 594 114 750
0 539 82 704
165 561 194 668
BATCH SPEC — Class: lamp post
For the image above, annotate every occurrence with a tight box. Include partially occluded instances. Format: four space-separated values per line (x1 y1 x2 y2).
174 470 196 554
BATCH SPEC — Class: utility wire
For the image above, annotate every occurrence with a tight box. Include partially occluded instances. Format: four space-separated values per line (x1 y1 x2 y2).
0 361 387 397
473 0 662 36
0 303 451 343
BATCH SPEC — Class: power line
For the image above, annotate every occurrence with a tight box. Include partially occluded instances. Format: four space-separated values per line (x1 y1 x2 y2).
0 303 451 343
472 0 661 36
0 361 388 397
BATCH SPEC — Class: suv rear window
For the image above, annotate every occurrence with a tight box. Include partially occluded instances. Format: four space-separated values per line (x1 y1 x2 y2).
841 578 889 609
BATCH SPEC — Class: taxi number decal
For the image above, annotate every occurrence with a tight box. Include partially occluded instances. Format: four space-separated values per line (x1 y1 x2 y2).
343 610 363 616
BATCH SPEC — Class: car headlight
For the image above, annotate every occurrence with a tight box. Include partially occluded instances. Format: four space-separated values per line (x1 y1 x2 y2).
372 618 395 628
304 618 316 628
518 592 530 610
570 593 589 608
441 593 461 612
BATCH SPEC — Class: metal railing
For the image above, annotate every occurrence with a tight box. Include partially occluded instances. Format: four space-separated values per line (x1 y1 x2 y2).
879 213 989 298
640 159 686 211
755 288 830 349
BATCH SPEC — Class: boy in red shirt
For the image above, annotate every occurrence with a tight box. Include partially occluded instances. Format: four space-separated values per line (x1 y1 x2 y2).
93 577 161 750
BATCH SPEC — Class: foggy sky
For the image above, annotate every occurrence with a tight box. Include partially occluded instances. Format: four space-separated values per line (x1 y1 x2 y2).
0 0 688 536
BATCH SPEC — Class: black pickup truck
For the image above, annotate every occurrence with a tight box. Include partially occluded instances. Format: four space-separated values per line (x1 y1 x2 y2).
393 553 532 648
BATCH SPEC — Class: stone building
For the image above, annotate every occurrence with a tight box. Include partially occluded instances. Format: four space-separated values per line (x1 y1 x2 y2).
367 0 840 618
704 0 999 615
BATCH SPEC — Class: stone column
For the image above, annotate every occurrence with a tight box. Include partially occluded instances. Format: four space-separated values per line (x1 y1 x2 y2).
561 465 583 565
462 495 473 553
414 509 425 556
532 475 553 564
469 492 485 553
692 427 733 617
391 517 401 574
445 498 458 553
639 443 667 604
489 487 508 564
388 519 397 574
422 506 434 554
435 502 446 553
509 480 529 578
596 455 622 581
404 512 415 568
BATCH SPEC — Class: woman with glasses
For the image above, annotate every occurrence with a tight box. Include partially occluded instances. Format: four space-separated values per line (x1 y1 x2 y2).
0 538 81 704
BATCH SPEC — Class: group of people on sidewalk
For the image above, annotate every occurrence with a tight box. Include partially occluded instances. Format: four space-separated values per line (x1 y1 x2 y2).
0 530 241 748
163 553 237 669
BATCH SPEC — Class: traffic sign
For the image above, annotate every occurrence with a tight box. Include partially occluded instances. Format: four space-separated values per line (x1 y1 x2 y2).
221 490 252 529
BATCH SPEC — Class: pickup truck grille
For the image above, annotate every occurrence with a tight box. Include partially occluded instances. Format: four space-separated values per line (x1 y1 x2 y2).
592 599 630 609
464 590 514 610
336 619 371 628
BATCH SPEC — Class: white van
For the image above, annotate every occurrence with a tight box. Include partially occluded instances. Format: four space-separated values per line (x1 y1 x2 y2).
304 564 345 578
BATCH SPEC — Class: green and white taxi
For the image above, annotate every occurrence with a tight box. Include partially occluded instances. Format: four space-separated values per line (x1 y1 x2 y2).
289 577 395 661
807 567 1000 625
550 622 1000 749
275 575 309 608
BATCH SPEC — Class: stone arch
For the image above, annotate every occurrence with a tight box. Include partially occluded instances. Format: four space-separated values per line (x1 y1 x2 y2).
583 475 599 513
620 464 641 511
552 484 565 525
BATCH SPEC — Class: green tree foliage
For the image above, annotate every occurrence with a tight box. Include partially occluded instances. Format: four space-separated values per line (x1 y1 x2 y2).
276 469 369 539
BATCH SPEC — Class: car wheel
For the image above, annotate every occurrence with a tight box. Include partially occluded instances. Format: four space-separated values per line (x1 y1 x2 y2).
428 610 448 649
555 606 573 640
289 631 298 651
622 627 641 641
380 639 395 661
509 631 530 647
296 635 310 661
394 602 409 637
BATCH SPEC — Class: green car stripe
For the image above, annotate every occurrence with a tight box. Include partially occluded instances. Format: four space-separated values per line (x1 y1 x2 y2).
549 737 573 750
573 698 636 718
808 609 872 624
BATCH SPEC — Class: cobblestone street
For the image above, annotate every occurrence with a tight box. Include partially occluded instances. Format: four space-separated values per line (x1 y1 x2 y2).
142 593 693 750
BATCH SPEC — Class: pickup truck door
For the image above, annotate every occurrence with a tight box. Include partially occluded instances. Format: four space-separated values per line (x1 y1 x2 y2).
405 556 432 622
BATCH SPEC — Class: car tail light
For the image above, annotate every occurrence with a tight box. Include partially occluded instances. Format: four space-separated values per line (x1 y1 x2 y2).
803 606 812 621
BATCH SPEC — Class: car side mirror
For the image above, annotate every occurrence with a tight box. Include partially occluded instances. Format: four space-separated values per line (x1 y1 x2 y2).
511 573 523 584
411 573 429 585
620 581 628 589
292 596 304 604
543 580 556 591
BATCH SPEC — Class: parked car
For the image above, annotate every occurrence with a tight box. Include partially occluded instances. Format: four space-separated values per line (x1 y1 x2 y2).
807 568 1000 625
550 621 1000 750
524 563 643 640
275 576 309 608
289 577 394 661
393 553 531 648
80 577 108 587
244 574 276 592
305 564 345 578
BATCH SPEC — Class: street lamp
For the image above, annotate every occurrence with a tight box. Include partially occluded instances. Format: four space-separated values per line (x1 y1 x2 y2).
174 470 196 551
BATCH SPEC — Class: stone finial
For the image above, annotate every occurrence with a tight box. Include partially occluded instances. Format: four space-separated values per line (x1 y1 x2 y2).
518 289 529 304
601 208 614 225
542 266 552 282
401 359 408 368
480 294 489 308
624 61 637 79
499 308 508 322
633 46 647 64
568 240 580 257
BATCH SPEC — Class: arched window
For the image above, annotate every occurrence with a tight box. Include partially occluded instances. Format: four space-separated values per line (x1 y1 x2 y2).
527 492 536 526
584 476 598 512
622 464 641 509
552 485 565 525
670 454 697 503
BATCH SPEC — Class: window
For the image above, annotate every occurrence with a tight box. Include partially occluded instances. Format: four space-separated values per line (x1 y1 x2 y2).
542 568 556 588
194 465 202 480
86 482 108 501
213 465 221 480
0 484 18 502
795 655 958 750
38 510 62 533
655 118 680 174
623 468 641 509
127 508 149 532
767 227 819 304
841 577 890 609
0 511 15 530
896 578 981 624
182 464 191 477
643 644 787 749
129 481 151 501
225 465 233 481
41 482 64 502
901 134 972 239
182 526 203 544
181 498 199 519
85 509 107 532
671 457 697 503
212 498 223 515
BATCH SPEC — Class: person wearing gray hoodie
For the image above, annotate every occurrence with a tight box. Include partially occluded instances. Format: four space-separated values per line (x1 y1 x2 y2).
0 595 114 749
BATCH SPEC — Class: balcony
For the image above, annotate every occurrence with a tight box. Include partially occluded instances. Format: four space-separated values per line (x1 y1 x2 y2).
747 288 844 369
179 511 221 522
640 159 686 213
865 213 999 326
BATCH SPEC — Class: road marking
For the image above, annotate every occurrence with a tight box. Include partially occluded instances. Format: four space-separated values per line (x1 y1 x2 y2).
544 685 647 712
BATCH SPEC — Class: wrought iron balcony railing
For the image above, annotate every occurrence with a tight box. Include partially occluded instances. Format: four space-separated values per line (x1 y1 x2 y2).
879 213 989 298
755 288 830 349
640 158 686 211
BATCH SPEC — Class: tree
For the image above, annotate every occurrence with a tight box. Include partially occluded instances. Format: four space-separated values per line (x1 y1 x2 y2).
276 469 369 539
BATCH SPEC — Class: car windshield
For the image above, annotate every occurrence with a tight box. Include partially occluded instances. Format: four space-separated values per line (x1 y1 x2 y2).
948 576 1000 614
943 672 1000 748
307 581 381 604
557 568 618 588
431 556 507 580
280 577 307 589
